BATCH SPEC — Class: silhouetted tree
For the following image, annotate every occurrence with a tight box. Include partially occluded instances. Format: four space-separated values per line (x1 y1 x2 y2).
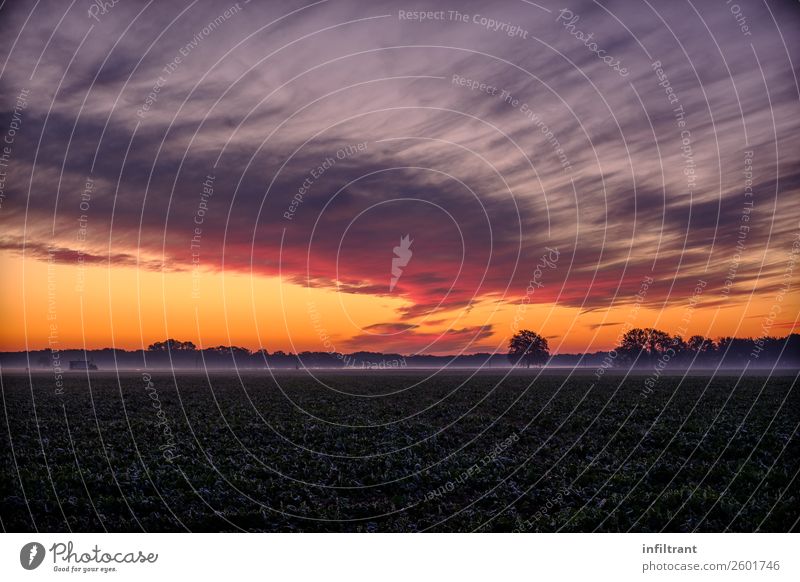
147 339 196 351
508 330 550 368
671 335 688 360
616 328 673 364
687 335 713 354
645 328 673 356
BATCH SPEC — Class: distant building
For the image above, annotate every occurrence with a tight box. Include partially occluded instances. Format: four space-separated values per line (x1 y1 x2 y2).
69 360 98 370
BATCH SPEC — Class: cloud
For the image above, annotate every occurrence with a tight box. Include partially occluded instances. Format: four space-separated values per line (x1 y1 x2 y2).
1 0 798 351
342 323 496 354
362 322 419 333
0 239 173 272
586 321 623 331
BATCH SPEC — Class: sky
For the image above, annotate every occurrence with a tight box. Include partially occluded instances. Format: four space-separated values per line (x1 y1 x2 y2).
0 0 798 355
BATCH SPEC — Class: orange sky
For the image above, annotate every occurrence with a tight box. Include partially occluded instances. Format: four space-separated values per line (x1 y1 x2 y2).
2 250 796 355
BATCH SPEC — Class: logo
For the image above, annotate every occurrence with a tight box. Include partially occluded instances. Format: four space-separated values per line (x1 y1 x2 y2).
20 542 46 570
389 235 413 291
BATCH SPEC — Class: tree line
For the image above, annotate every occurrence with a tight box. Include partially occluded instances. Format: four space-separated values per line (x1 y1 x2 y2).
507 329 799 368
1 330 796 370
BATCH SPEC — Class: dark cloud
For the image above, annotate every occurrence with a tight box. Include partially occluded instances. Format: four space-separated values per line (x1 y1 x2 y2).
587 322 623 331
342 323 495 354
363 322 419 333
0 239 172 272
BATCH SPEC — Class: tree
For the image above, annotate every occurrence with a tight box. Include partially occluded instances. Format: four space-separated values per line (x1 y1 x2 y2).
687 335 712 354
508 330 550 368
616 328 672 364
685 335 716 363
147 339 196 351
645 328 673 356
617 328 648 363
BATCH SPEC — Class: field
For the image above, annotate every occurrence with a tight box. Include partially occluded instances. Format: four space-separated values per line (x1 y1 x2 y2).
1 371 797 532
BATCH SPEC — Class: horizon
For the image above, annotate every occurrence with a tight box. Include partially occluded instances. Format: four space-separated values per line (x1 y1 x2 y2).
2 330 798 358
